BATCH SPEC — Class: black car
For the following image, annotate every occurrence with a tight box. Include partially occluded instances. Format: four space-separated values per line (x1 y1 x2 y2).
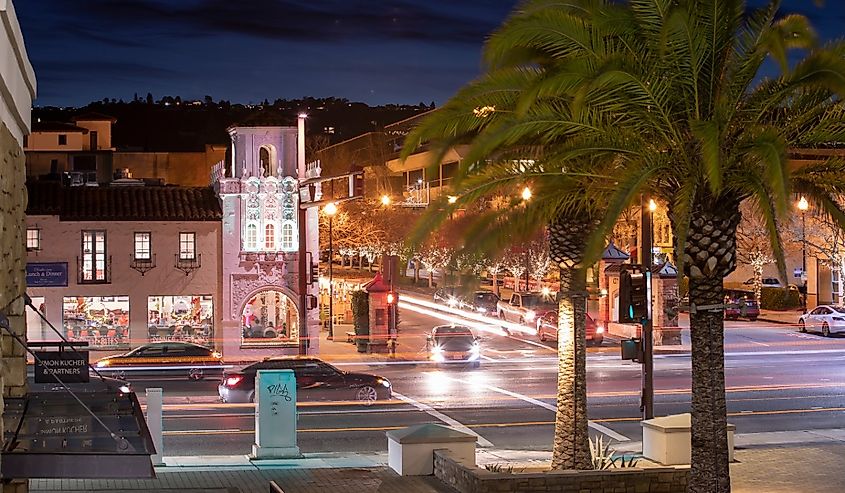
426 325 482 368
218 357 392 404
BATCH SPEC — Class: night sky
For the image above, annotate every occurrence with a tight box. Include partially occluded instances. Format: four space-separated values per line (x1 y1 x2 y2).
15 1 843 108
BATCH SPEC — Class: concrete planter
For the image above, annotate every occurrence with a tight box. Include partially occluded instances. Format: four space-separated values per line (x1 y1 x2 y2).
387 424 476 476
642 413 735 465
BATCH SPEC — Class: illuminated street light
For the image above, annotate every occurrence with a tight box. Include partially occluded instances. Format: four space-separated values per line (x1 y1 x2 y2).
381 195 391 206
797 196 809 313
447 196 458 204
521 187 532 201
797 196 809 212
649 199 657 212
324 201 338 339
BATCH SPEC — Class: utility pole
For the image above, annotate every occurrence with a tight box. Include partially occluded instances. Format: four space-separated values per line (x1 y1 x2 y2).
641 196 655 420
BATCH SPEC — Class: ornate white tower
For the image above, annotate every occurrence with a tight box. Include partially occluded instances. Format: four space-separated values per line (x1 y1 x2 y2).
217 113 319 359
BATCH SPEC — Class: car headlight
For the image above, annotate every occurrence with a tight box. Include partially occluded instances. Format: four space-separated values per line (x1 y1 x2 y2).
96 360 109 368
477 307 487 313
119 385 131 394
377 378 391 388
447 297 458 307
525 311 536 321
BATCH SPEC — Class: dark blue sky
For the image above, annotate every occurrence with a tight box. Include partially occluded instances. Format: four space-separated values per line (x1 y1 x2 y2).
15 1 843 107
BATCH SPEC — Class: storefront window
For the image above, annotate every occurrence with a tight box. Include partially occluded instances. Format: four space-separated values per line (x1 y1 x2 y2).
62 296 130 349
241 290 298 347
147 295 213 348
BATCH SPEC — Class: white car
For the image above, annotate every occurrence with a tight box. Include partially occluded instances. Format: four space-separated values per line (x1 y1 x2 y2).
798 305 845 337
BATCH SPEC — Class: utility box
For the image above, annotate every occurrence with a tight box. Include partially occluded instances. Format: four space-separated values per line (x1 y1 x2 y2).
621 338 642 361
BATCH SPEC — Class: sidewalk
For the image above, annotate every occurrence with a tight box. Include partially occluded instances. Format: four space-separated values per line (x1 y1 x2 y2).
27 428 845 492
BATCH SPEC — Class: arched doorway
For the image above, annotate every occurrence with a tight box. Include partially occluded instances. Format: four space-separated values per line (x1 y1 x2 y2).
241 289 299 346
259 145 276 177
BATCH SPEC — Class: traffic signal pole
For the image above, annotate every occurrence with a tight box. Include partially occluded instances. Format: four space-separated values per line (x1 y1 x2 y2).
641 196 654 420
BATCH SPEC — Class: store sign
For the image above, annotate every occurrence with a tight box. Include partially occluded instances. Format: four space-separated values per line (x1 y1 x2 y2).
26 262 68 287
34 351 89 383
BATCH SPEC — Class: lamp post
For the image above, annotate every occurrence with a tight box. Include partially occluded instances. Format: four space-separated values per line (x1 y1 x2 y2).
798 196 809 312
324 202 338 339
521 186 532 291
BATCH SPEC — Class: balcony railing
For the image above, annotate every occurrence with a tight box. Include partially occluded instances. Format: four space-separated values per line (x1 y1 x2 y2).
77 256 111 284
130 253 156 276
175 253 201 275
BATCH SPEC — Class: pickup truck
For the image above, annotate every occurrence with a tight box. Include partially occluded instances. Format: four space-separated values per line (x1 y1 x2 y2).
497 292 557 325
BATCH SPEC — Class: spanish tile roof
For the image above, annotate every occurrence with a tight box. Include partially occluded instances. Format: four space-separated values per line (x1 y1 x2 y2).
31 121 89 133
26 181 221 221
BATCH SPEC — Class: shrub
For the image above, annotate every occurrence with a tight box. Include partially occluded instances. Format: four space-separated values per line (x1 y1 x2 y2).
351 290 370 352
760 287 801 310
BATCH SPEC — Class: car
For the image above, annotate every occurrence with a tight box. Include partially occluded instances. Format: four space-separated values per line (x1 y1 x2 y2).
94 341 225 380
433 287 500 314
724 289 760 321
743 277 783 288
218 357 391 404
536 312 604 346
798 305 845 337
426 325 482 367
497 292 557 324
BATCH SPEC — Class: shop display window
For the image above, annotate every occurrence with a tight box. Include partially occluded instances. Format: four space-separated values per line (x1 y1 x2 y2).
62 296 130 349
148 295 213 348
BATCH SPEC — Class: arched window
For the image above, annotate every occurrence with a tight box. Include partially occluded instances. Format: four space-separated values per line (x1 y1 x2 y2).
259 147 271 177
281 222 294 250
246 224 257 250
265 223 275 250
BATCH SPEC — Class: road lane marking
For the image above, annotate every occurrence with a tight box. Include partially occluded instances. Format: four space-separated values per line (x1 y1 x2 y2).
392 391 495 447
440 375 629 442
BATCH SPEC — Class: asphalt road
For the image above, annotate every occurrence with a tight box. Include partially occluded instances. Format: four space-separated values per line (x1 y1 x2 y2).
125 304 845 457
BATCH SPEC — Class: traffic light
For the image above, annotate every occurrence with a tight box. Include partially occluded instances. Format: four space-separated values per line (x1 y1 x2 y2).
309 263 319 285
618 266 648 322
386 292 396 305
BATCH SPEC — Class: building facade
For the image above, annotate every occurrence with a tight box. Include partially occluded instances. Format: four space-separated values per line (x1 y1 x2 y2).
216 114 321 360
1 1 36 490
25 183 222 354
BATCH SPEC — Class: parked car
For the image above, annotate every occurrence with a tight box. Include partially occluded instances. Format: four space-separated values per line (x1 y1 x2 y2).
95 341 225 380
724 289 760 321
497 292 557 324
426 325 481 367
743 277 783 288
536 312 604 346
798 305 845 337
218 357 392 404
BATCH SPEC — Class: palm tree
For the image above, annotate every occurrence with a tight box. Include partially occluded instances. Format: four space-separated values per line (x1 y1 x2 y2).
405 1 845 490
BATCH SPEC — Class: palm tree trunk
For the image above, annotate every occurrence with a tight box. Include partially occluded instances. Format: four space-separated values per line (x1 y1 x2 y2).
548 215 593 470
679 205 740 493
551 266 591 470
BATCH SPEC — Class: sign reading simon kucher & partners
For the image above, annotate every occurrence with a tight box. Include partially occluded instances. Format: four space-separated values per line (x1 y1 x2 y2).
26 262 68 287
34 351 89 383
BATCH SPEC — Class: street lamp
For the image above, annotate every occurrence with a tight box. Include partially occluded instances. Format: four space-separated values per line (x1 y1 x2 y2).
521 186 532 201
798 196 809 312
380 195 391 206
324 202 338 339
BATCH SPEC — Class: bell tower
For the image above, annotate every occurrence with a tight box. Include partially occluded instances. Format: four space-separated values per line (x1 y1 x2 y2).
217 112 319 359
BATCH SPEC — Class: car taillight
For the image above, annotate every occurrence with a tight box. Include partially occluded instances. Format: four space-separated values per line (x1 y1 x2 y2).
225 375 243 387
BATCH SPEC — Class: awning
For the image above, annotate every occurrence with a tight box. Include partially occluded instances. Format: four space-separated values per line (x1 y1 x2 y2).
1 389 156 478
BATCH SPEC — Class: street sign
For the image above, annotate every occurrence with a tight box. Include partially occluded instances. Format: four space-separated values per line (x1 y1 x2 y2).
34 351 89 383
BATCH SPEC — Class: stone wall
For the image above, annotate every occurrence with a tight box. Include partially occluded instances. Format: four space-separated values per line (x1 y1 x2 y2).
1 122 29 492
434 450 689 493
